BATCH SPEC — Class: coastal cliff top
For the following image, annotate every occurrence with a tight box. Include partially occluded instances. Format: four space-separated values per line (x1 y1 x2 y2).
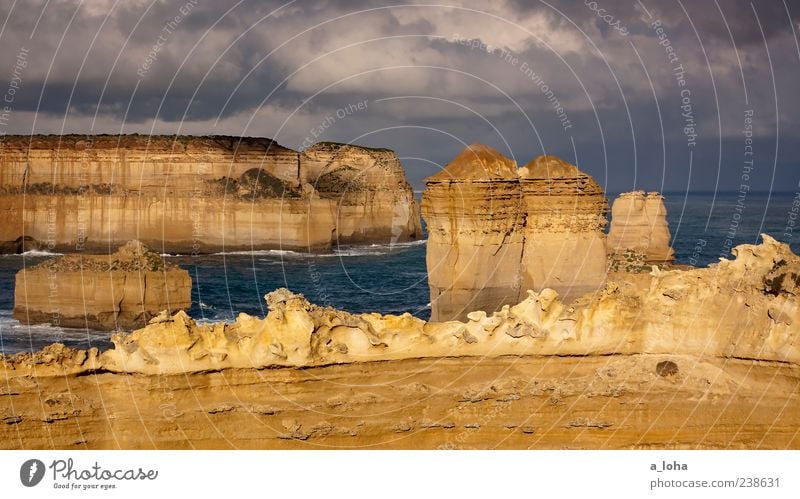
0 134 294 154
28 240 176 273
0 135 404 158
426 144 518 182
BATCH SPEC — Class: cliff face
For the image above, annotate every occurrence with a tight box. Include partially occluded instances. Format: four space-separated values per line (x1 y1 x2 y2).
0 136 421 253
421 145 524 321
301 143 421 245
13 240 191 330
607 191 675 264
421 146 608 320
1 235 799 449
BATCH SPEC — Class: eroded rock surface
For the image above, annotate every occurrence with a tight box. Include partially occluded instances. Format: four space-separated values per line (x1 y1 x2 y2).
3 234 797 375
13 240 191 330
0 135 421 253
1 235 798 450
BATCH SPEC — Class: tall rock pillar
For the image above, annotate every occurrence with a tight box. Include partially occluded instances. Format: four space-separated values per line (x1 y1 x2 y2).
519 155 608 303
421 144 524 322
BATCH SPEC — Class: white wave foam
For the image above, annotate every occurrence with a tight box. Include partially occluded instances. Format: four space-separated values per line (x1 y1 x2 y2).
209 240 427 259
1 249 63 258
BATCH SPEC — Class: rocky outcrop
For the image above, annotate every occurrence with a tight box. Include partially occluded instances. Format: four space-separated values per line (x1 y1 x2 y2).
0 135 421 253
421 144 524 321
421 146 608 320
519 155 608 303
13 240 191 331
607 191 675 265
2 235 799 450
2 234 796 376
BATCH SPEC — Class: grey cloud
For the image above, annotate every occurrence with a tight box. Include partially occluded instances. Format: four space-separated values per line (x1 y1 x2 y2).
0 0 797 192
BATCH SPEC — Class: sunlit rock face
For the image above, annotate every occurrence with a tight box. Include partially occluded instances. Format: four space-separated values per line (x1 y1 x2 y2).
421 144 524 322
300 142 422 245
607 191 675 265
13 240 191 331
518 155 609 303
0 135 421 254
422 147 609 320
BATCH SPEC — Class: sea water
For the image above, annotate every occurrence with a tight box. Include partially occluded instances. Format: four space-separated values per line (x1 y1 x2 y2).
1 191 798 354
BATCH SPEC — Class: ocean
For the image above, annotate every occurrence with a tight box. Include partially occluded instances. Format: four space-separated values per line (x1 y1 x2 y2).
1 191 798 354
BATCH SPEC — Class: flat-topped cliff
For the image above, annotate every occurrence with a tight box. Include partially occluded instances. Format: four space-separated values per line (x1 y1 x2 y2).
0 135 422 253
13 240 191 330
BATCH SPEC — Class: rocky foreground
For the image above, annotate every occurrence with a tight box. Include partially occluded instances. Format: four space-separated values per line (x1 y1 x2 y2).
1 235 799 449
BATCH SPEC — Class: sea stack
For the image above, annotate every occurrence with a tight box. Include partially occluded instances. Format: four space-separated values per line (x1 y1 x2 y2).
421 144 524 321
13 241 191 331
607 191 675 265
519 155 609 303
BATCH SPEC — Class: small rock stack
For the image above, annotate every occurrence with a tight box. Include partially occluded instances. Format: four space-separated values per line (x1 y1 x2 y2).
607 191 675 265
13 240 192 331
422 146 609 321
421 144 524 322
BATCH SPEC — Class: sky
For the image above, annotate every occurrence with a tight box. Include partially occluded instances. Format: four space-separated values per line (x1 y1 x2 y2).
0 0 798 192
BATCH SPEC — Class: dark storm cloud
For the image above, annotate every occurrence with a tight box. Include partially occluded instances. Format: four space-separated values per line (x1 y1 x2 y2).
0 0 798 192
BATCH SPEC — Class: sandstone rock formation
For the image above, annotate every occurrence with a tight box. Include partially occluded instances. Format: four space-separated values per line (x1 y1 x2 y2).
1 235 799 450
2 234 796 375
422 147 608 320
13 240 191 330
421 144 524 321
519 155 608 303
0 135 421 254
607 191 675 265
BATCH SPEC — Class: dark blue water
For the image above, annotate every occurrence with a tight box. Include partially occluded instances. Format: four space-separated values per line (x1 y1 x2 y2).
1 192 798 354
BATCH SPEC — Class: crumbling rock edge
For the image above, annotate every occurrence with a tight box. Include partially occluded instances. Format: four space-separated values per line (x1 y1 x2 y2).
2 234 798 377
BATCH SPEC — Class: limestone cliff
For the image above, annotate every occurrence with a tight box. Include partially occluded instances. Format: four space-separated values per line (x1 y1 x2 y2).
13 240 191 330
607 191 675 264
421 144 524 322
0 135 421 253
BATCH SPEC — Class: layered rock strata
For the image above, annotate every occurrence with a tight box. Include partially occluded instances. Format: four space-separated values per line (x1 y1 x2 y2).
421 146 608 320
13 240 191 330
519 155 608 303
421 144 524 322
1 235 799 449
0 136 421 253
607 191 675 264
